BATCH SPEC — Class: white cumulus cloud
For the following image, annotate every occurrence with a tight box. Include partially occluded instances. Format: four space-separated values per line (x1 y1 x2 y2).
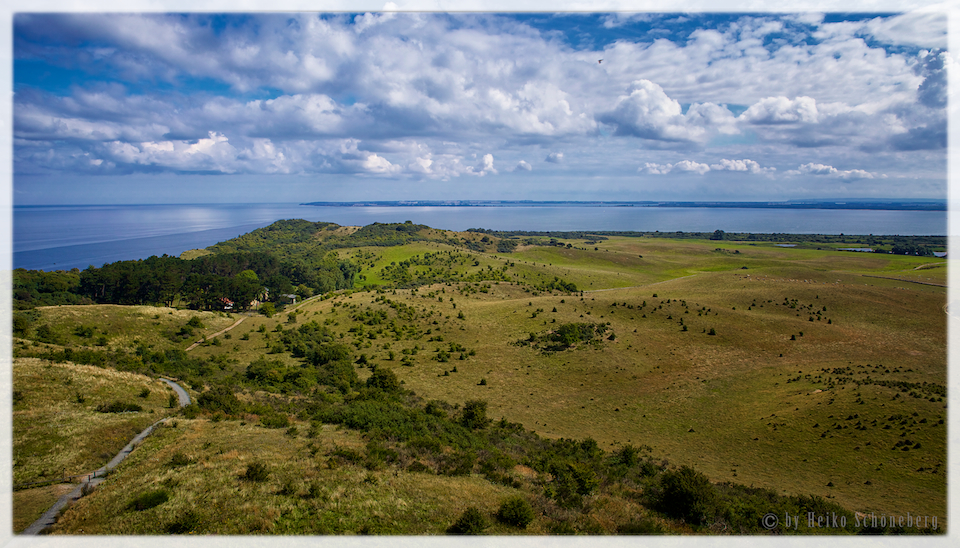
466 153 497 176
740 96 819 125
789 162 876 180
640 158 773 176
709 159 775 174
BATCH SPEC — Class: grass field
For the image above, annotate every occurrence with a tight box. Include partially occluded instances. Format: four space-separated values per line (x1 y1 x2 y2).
11 357 180 531
47 419 537 535
13 231 947 534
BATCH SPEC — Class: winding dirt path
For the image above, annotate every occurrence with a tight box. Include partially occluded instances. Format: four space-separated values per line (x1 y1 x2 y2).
185 316 247 351
183 294 324 352
21 379 190 535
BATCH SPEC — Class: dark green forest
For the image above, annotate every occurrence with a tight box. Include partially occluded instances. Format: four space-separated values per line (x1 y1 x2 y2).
14 250 356 311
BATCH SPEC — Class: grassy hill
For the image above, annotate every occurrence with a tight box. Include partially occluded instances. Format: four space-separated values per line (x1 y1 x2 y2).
13 223 946 535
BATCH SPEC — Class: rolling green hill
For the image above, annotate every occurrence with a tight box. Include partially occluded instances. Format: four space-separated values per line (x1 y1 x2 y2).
13 222 946 535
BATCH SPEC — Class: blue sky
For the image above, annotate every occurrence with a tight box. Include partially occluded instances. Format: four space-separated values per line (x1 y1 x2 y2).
11 9 950 204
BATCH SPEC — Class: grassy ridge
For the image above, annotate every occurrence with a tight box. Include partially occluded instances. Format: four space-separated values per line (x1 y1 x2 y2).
12 358 180 532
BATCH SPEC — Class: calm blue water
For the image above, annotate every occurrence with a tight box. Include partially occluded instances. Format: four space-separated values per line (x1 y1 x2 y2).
14 203 947 271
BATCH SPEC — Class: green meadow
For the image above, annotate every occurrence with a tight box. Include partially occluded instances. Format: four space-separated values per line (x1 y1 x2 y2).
12 223 946 534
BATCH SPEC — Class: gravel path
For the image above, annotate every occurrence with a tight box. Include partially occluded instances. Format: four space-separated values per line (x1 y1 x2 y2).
21 379 190 535
160 377 191 407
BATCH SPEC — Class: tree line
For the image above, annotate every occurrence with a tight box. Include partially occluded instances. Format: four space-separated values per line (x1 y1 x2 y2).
14 250 357 310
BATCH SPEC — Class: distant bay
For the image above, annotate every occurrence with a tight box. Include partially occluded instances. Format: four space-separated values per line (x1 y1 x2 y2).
14 203 948 271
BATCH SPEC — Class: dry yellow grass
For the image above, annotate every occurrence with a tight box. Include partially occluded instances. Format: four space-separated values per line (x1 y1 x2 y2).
13 357 176 485
49 419 530 535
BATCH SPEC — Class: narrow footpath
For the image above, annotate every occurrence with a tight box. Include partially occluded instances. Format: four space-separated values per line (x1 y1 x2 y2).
185 316 247 352
21 379 191 535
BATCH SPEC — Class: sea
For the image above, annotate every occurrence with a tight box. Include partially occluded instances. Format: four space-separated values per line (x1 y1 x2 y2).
12 203 949 272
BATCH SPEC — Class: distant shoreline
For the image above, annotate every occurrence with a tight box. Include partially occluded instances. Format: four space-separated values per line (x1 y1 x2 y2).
300 200 946 211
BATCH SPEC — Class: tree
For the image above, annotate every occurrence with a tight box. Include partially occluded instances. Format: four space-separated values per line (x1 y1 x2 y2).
459 399 489 429
366 367 400 392
710 230 725 241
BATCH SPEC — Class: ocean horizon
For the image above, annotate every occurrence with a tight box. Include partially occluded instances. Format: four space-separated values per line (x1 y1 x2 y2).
14 203 948 272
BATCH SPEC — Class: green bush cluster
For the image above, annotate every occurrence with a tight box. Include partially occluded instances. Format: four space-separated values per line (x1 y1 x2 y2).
242 461 270 482
96 400 143 413
447 507 486 535
496 497 535 528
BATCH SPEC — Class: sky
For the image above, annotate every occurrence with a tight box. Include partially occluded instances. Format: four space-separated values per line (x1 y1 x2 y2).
10 8 952 204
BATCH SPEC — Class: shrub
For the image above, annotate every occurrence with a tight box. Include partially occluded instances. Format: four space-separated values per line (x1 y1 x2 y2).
459 399 489 429
615 444 639 467
242 461 270 482
423 400 447 418
447 507 487 535
96 401 143 413
128 489 170 511
197 385 242 415
655 465 719 525
35 324 60 344
168 452 193 467
167 510 203 534
440 450 477 476
366 367 400 392
496 496 535 528
261 414 290 429
138 388 151 398
12 315 31 337
407 461 431 473
181 403 200 419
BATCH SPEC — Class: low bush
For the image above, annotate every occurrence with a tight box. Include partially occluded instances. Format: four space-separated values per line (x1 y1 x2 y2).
654 465 719 525
447 507 486 535
168 452 193 467
128 489 170 511
261 414 290 429
167 510 203 534
242 461 270 482
495 496 535 528
96 401 143 413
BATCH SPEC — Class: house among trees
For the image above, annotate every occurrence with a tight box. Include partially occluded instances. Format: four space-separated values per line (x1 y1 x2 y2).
219 297 234 310
280 294 298 305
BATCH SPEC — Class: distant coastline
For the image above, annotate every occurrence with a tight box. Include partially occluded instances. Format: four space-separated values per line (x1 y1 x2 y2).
300 200 946 211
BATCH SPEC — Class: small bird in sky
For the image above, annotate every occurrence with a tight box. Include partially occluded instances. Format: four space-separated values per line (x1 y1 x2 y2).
598 59 603 64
